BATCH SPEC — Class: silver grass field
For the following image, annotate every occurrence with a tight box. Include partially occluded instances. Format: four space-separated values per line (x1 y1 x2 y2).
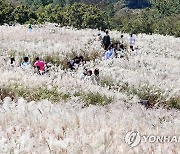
0 23 179 153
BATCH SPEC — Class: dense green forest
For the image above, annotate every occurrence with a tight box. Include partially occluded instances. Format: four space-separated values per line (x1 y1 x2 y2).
0 0 180 36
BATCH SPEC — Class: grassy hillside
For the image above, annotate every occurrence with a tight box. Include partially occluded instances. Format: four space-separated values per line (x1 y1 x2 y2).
0 24 179 153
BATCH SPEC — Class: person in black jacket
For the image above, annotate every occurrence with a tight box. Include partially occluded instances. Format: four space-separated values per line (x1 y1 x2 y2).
103 31 111 50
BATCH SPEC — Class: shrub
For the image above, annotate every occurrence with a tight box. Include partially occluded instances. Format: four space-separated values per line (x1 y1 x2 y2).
1 85 71 102
82 92 113 106
167 97 180 109
0 87 16 100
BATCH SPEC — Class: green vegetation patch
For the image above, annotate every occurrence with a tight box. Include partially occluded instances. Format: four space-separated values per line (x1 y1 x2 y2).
167 97 180 110
82 92 113 107
0 85 114 106
0 85 70 102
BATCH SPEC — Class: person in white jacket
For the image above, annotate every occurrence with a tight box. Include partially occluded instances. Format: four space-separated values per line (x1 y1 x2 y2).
129 34 135 51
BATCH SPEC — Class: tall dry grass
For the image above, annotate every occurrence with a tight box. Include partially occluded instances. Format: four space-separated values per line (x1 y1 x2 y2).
0 23 179 153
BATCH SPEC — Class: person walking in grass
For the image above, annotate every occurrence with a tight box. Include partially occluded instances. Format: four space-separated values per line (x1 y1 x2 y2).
129 34 135 52
29 24 32 32
120 35 125 50
9 57 16 67
103 31 111 50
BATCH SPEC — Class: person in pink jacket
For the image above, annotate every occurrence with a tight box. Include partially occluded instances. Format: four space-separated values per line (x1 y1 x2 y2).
34 57 45 74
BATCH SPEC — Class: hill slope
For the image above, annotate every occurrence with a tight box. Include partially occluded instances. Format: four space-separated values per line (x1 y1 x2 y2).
0 24 180 152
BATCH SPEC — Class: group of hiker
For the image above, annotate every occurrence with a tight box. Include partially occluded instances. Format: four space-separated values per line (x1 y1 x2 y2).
97 30 136 60
10 56 46 75
80 68 100 84
65 30 137 83
67 56 85 71
9 55 100 84
7 30 136 84
66 56 100 83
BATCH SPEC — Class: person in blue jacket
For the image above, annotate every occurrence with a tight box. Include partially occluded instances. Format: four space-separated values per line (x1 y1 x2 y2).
105 45 114 60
